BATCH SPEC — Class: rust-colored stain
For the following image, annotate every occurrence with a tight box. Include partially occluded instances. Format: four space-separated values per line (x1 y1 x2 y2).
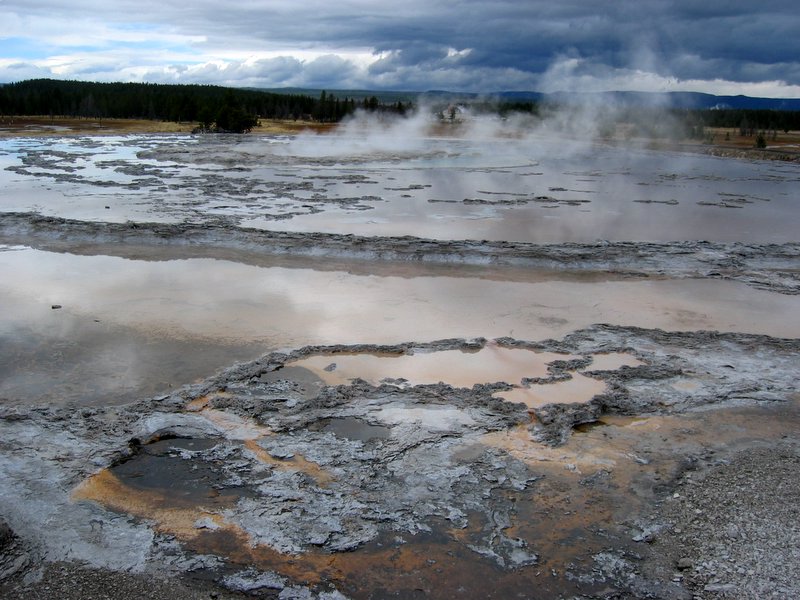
480 399 800 573
71 469 237 540
186 521 575 599
186 396 211 411
70 397 800 599
69 459 577 597
242 439 334 486
186 390 232 412
189 402 334 485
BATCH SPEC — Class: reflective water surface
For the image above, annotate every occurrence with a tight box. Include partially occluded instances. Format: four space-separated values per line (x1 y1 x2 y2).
2 131 798 242
1 244 798 405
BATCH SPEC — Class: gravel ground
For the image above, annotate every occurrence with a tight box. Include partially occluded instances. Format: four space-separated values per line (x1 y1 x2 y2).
0 562 248 600
643 440 800 599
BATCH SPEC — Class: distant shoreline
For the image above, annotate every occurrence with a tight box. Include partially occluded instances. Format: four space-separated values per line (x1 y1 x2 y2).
1 115 798 163
0 115 335 137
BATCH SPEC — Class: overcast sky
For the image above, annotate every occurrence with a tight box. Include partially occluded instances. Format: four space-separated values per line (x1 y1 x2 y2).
2 0 799 97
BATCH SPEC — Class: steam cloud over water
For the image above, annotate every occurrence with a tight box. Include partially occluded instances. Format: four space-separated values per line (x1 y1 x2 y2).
280 98 696 163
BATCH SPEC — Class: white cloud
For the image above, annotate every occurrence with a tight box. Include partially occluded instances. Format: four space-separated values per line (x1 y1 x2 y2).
0 0 798 96
536 55 800 98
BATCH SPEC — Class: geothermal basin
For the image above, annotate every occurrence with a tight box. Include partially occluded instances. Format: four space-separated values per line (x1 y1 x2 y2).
1 121 799 599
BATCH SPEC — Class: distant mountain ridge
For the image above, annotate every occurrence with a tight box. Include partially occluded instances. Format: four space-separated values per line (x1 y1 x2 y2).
262 87 800 111
4 80 798 112
493 90 800 111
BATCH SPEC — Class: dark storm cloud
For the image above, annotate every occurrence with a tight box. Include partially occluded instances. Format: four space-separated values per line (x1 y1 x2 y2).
1 0 799 95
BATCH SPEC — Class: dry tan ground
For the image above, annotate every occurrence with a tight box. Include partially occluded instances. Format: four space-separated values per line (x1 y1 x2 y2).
703 126 800 150
623 126 800 161
2 116 798 158
0 116 335 137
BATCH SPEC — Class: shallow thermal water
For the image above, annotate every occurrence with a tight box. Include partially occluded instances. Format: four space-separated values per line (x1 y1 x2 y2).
1 244 798 405
287 346 575 388
1 130 798 243
290 346 644 409
1 127 799 405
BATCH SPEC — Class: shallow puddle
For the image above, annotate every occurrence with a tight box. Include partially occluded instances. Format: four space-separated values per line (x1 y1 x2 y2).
289 345 633 411
494 373 608 409
288 346 573 389
495 352 643 408
72 437 250 541
109 438 244 503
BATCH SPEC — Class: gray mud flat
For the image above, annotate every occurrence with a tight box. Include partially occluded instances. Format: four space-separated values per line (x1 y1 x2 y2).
2 212 799 295
1 327 798 599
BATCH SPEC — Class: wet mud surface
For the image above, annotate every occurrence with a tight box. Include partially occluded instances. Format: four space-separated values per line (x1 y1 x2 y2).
1 329 799 598
2 129 800 599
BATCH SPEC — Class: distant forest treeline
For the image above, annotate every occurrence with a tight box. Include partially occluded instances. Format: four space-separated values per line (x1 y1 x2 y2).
0 79 409 129
470 99 800 135
621 105 800 135
2 79 799 136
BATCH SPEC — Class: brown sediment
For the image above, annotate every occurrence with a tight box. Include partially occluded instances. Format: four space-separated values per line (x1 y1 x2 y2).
71 470 577 597
185 392 233 411
189 521 584 599
186 396 211 411
241 439 333 486
186 402 335 485
485 395 800 524
186 390 234 412
197 407 272 440
71 470 237 540
71 464 545 597
474 398 800 587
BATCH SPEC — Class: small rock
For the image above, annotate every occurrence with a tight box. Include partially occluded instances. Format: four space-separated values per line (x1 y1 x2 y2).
676 557 694 571
724 524 740 540
0 519 13 549
223 569 286 592
194 517 221 530
270 450 295 460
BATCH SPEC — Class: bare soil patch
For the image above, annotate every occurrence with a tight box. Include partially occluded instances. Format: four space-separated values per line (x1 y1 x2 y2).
0 116 335 137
